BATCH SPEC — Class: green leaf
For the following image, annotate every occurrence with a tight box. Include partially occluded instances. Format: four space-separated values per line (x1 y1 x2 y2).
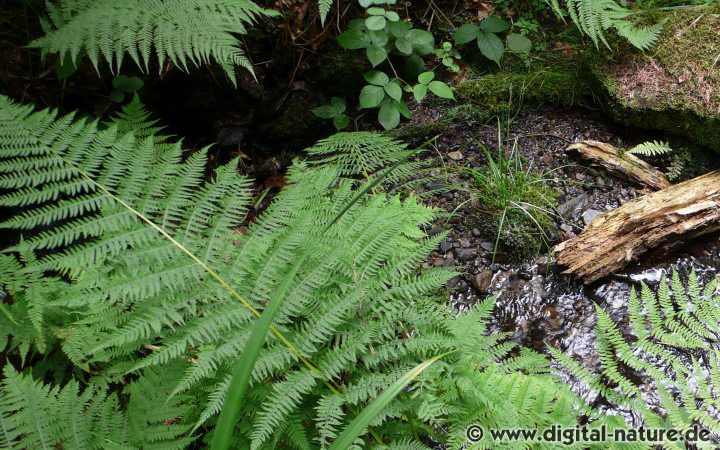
384 11 400 21
358 0 373 6
109 90 125 103
384 81 402 101
347 18 367 30
329 354 450 450
312 105 337 119
365 15 386 30
476 32 504 64
403 54 424 79
388 20 410 38
479 16 509 33
378 101 400 129
330 97 346 113
417 71 434 85
363 70 389 86
359 85 386 108
454 23 480 45
367 29 389 46
112 75 144 93
394 37 413 54
367 6 385 15
428 80 454 99
506 33 532 53
333 114 350 130
55 53 78 80
338 29 369 49
407 29 434 55
413 84 427 102
366 45 388 66
396 99 412 119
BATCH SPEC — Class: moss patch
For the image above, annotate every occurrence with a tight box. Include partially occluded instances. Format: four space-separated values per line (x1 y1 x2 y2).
593 4 720 151
454 70 591 116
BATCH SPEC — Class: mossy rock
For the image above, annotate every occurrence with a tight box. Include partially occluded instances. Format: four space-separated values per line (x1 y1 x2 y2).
453 70 591 116
592 4 720 151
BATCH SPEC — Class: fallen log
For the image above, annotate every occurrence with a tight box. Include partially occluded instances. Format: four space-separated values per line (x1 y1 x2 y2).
567 140 671 190
554 170 720 283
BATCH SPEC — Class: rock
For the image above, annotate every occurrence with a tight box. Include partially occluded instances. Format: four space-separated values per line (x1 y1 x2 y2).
591 3 720 152
470 270 494 293
455 248 477 262
439 241 453 253
535 256 550 274
459 238 472 247
447 151 464 160
480 242 495 252
431 258 444 267
471 228 482 237
556 194 589 221
542 154 554 164
582 209 602 227
518 271 533 281
560 223 573 233
446 276 462 289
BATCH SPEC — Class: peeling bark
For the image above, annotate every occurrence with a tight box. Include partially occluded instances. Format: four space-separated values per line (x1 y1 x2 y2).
554 170 720 283
567 140 671 190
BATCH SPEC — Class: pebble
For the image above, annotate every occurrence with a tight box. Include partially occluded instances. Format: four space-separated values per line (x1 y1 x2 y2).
557 194 589 221
459 238 471 247
480 242 495 252
447 151 463 160
582 209 602 226
471 228 482 237
455 248 477 262
470 269 494 293
518 271 533 281
439 241 453 253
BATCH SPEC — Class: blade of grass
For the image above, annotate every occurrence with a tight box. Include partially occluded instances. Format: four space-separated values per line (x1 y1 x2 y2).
329 351 453 450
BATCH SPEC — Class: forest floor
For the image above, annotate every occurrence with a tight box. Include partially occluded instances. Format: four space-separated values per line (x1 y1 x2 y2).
409 103 720 422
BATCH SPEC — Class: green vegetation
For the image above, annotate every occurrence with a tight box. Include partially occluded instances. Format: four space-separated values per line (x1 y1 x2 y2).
465 136 559 260
553 271 720 443
2 0 719 448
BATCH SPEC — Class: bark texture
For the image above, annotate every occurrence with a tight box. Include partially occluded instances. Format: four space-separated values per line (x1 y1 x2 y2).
554 170 720 283
567 140 671 190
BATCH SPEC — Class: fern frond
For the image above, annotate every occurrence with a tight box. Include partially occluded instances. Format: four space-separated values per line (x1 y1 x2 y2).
30 0 277 85
627 140 673 157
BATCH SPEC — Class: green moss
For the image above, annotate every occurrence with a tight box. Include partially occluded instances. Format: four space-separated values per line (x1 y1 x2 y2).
385 121 448 144
454 70 591 113
592 4 720 151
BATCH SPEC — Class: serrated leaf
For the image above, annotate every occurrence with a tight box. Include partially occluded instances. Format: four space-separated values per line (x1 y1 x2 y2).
417 71 434 85
396 99 412 119
407 29 434 55
366 45 388 66
378 102 400 129
476 32 504 64
428 81 454 99
367 6 385 15
313 105 336 119
359 85 386 108
506 33 532 53
384 11 400 21
454 23 480 45
384 81 402 101
395 38 413 54
338 29 369 49
368 30 389 46
365 15 386 30
388 20 410 38
413 84 427 102
333 114 350 130
330 97 346 112
479 16 509 33
363 70 389 86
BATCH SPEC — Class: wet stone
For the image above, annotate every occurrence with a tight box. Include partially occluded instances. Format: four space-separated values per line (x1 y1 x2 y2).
557 194 589 221
471 270 494 293
455 248 477 262
439 241 453 253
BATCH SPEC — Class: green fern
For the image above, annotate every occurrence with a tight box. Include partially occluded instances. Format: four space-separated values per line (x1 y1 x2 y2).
318 0 333 25
554 270 720 447
546 0 666 50
30 0 277 84
626 140 673 157
305 132 435 190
